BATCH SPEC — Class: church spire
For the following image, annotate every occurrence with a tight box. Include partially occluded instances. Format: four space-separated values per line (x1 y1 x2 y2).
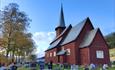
55 4 66 37
55 4 66 30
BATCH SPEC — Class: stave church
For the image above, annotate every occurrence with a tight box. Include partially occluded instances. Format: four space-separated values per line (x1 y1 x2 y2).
45 6 110 65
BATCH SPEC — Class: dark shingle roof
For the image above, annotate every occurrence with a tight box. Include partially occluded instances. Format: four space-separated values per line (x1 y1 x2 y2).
57 50 66 55
46 17 94 51
61 18 88 45
79 28 99 48
46 37 62 51
46 25 72 51
51 24 72 44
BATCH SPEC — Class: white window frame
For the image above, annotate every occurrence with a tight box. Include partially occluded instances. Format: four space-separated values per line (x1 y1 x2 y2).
50 53 52 57
66 49 70 55
96 50 104 58
54 52 56 57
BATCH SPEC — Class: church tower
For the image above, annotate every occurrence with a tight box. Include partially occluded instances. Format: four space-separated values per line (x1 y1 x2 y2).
55 5 66 37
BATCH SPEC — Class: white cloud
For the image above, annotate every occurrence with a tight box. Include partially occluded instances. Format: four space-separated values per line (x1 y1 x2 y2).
32 32 55 58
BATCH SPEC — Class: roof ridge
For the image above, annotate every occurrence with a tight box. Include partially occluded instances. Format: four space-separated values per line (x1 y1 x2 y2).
73 17 88 28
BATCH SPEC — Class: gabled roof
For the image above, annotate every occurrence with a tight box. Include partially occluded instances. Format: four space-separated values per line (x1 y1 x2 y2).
79 28 99 48
51 24 72 44
61 17 88 45
46 37 62 50
46 25 72 51
46 17 94 51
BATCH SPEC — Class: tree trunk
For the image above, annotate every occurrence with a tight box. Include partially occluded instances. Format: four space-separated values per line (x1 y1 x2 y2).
12 47 15 62
6 49 10 57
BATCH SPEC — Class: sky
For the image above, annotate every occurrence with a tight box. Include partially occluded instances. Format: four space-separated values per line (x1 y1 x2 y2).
0 0 115 57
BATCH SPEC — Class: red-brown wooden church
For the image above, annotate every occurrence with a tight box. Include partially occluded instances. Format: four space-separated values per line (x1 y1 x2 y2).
45 6 110 65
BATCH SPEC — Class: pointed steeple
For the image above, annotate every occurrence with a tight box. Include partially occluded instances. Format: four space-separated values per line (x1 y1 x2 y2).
55 4 66 30
55 4 66 37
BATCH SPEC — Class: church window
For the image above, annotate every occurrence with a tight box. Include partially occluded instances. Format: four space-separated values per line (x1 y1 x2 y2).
66 49 70 55
54 52 56 56
50 53 52 57
96 50 104 58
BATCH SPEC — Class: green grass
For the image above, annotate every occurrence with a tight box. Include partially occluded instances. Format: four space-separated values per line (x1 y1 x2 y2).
108 67 115 70
17 67 29 70
17 65 115 70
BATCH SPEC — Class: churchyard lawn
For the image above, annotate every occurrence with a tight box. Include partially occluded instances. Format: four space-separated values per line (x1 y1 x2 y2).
17 65 115 70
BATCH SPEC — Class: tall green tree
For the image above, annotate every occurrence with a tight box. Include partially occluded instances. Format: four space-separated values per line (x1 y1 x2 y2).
0 3 35 62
